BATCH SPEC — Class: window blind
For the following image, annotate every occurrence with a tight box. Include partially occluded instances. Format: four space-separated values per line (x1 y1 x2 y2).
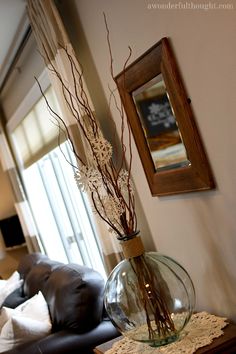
12 86 66 168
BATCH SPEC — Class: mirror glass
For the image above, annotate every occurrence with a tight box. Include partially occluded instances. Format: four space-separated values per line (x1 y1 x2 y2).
132 73 190 171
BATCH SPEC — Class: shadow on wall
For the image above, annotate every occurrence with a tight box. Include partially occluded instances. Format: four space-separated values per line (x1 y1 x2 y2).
192 196 236 322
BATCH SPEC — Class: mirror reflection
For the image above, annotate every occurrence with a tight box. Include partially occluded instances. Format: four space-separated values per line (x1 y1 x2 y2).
132 74 190 171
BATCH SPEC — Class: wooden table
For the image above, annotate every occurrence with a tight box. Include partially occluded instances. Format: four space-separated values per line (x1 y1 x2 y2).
94 323 236 354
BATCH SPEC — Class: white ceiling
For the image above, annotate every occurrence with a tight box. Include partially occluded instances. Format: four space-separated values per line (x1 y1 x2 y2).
0 0 28 88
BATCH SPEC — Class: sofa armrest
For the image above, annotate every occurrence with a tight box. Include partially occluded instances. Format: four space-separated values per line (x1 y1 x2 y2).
0 319 120 354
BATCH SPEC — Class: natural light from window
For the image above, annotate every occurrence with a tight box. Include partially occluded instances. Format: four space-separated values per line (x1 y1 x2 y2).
22 141 106 279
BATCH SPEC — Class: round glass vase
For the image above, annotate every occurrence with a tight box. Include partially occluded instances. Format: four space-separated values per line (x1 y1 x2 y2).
104 237 195 347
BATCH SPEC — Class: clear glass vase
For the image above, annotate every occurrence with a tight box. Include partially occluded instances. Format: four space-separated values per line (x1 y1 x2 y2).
104 251 195 347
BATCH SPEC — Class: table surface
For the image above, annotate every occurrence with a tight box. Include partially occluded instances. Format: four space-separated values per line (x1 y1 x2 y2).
93 322 236 354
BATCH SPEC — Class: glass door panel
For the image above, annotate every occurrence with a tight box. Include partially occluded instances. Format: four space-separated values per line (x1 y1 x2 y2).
22 141 106 278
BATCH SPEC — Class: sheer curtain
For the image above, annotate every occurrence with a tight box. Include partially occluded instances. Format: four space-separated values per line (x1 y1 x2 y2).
27 0 122 273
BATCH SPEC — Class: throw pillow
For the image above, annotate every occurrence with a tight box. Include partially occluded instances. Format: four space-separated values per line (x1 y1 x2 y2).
0 308 14 331
0 272 23 308
0 271 20 289
0 291 52 352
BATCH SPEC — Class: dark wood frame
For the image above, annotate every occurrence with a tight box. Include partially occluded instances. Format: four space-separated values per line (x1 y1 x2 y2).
115 37 215 196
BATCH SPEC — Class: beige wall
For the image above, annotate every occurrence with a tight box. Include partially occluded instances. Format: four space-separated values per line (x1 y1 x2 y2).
59 0 236 321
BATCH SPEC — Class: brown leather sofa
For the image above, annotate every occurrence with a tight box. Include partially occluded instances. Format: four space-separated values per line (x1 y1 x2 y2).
1 253 120 354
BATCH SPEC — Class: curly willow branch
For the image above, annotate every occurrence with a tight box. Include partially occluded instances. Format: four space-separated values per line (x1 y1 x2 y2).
35 13 177 343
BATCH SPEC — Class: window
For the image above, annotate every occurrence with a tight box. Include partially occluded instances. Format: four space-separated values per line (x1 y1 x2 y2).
10 81 106 279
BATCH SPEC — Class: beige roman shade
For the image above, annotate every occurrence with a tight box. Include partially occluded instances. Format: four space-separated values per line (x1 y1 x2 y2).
12 86 65 168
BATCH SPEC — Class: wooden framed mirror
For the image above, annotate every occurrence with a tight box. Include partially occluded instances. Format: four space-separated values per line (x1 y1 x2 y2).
115 37 215 196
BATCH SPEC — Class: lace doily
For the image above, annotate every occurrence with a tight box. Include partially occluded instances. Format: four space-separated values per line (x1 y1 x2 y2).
105 312 228 354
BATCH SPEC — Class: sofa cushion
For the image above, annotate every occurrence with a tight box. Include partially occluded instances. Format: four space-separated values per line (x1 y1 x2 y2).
23 260 61 298
2 286 28 309
44 264 105 333
17 253 49 280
